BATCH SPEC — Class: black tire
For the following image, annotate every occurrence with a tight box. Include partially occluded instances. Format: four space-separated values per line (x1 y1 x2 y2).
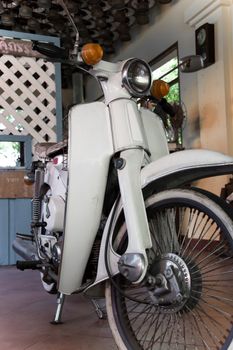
106 189 233 350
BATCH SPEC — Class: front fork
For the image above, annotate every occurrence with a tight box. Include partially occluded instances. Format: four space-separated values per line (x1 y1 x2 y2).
116 148 152 283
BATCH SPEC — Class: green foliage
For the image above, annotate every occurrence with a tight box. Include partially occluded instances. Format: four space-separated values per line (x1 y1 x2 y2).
152 56 183 146
12 142 20 152
152 57 180 104
166 83 179 103
0 142 21 167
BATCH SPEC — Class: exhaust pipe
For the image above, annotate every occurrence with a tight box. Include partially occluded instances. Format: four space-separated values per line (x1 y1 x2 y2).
12 236 38 261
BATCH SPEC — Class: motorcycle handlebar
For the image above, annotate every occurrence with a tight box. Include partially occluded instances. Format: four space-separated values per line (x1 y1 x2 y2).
146 96 176 118
32 42 69 60
158 98 176 118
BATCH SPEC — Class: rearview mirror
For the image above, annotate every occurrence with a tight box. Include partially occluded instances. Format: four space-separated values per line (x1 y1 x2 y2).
158 54 204 80
180 55 204 73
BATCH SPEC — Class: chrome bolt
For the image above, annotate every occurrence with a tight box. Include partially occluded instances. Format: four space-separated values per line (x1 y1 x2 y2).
148 276 153 284
147 276 156 285
176 293 183 303
165 267 173 278
155 276 162 286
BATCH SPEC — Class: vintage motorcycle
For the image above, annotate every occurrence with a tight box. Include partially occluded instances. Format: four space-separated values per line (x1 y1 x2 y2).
12 40 233 350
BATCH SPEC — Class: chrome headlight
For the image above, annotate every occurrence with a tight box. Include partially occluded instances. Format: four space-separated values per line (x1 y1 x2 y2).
122 58 152 97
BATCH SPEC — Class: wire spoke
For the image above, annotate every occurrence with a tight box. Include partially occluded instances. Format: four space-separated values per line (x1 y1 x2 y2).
145 311 163 350
195 303 230 332
202 284 233 295
140 307 159 348
192 309 219 349
190 252 233 272
180 211 207 258
179 208 197 253
187 306 211 349
177 207 186 242
149 220 163 255
196 296 232 320
185 227 221 264
111 192 233 349
129 304 153 326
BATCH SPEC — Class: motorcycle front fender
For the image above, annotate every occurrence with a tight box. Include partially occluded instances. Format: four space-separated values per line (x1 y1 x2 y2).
141 149 233 193
85 149 233 296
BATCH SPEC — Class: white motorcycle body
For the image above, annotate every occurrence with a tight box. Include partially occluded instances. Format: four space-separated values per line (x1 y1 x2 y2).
92 148 233 289
43 159 67 232
63 98 174 293
10 40 233 347
42 96 233 295
13 40 233 349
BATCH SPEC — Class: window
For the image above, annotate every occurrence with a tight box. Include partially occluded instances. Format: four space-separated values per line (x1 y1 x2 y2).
149 43 185 149
0 141 23 167
0 135 32 169
149 43 180 104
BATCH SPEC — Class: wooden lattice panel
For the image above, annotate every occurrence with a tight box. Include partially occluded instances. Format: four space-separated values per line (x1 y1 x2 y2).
0 54 57 142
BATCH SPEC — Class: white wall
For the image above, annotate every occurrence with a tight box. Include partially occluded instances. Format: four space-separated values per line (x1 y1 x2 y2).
85 0 200 140
114 0 201 149
185 0 233 193
114 0 193 62
84 0 233 194
114 0 233 194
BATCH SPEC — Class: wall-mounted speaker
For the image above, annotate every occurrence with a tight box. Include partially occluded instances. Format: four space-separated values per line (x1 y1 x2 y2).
195 23 215 68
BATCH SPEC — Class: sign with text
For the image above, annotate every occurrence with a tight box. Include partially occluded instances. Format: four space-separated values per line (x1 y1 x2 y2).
0 38 45 58
0 171 33 198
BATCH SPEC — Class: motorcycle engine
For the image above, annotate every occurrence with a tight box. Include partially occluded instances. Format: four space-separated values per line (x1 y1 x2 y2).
44 195 65 232
42 158 67 233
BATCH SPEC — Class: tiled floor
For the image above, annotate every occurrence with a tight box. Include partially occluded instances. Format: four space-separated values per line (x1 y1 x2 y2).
0 266 117 350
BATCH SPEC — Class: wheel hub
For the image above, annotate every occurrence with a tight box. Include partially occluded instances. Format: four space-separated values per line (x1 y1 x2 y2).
148 253 191 312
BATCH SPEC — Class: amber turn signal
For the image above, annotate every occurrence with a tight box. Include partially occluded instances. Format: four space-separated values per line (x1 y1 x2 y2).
81 43 103 65
150 79 170 100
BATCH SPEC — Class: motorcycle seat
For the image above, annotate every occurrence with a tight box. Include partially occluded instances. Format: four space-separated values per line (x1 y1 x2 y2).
34 140 68 158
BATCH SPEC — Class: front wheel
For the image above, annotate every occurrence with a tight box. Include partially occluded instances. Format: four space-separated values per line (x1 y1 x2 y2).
106 189 233 350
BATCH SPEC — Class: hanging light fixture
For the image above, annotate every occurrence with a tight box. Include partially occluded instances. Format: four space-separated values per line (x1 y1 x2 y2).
134 0 149 25
0 1 4 14
37 0 51 10
109 0 125 10
158 0 172 3
9 0 20 8
27 18 40 30
1 11 14 26
19 3 32 18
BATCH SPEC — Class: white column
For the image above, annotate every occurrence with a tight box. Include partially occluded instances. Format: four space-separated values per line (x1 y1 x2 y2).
185 0 233 194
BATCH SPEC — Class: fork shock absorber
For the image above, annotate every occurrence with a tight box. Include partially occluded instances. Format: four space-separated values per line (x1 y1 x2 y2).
31 165 49 261
32 167 45 225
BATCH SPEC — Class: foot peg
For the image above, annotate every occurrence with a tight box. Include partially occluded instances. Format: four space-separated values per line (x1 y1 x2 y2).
16 260 42 271
16 233 34 241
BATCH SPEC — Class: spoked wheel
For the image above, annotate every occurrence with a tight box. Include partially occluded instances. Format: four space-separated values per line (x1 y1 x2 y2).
106 189 233 350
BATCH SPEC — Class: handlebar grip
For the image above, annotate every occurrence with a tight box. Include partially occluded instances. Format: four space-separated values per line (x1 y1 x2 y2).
32 42 69 60
158 98 176 118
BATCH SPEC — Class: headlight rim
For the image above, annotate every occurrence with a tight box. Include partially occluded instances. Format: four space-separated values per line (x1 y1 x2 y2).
122 58 152 97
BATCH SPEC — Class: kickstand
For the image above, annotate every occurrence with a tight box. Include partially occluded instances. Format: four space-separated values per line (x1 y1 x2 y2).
50 292 66 325
91 298 107 320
